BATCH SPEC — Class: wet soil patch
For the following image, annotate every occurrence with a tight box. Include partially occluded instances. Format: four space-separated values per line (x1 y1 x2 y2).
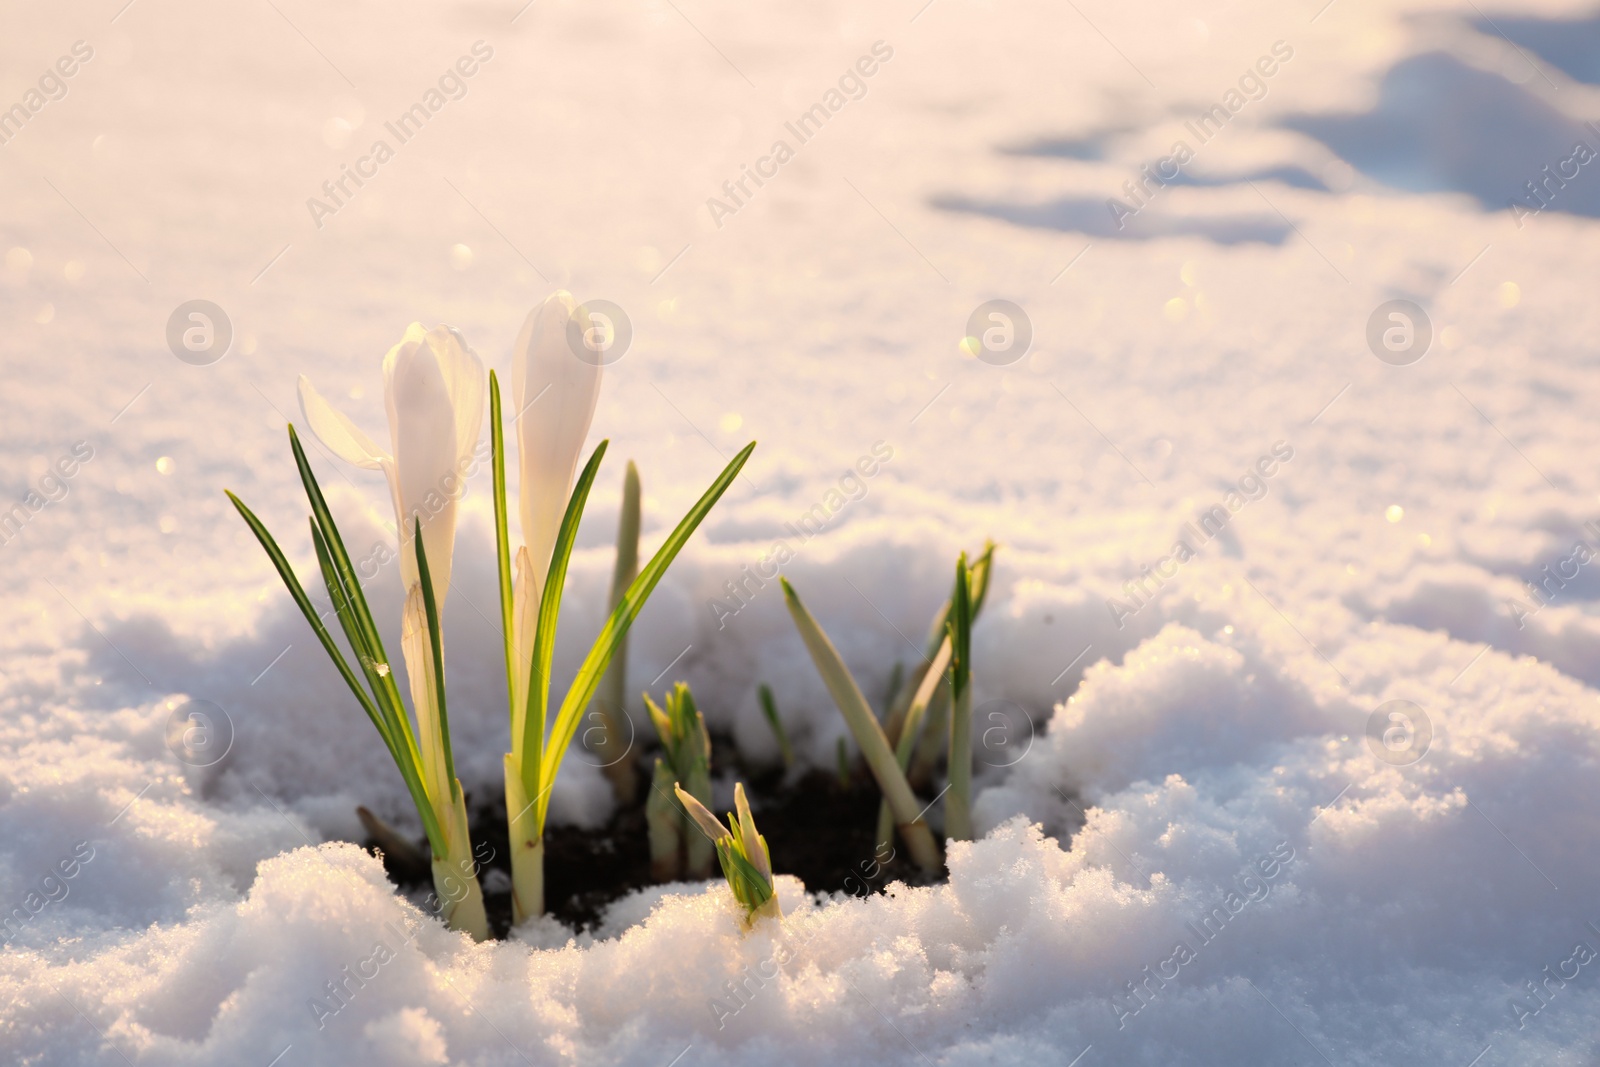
363 749 949 938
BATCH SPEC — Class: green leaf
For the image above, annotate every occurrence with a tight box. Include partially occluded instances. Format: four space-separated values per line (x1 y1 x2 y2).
537 441 756 826
717 839 773 909
595 460 641 727
946 553 975 842
519 440 609 802
758 683 793 767
289 427 389 678
413 517 458 801
288 427 424 773
312 519 444 852
489 371 516 719
227 489 445 855
968 540 997 616
950 553 972 700
309 519 387 747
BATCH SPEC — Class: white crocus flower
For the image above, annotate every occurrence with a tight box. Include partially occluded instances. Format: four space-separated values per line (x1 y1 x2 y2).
297 323 485 606
507 292 602 756
297 322 488 940
513 291 603 592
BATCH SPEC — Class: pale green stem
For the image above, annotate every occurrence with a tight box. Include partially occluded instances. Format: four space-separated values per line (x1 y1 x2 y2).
647 759 683 881
592 461 641 803
682 759 715 879
505 754 544 925
946 555 975 842
877 636 951 851
908 681 950 790
432 788 488 941
946 681 974 841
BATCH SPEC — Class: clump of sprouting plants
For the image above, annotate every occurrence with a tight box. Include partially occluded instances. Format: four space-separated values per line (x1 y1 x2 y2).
229 290 997 938
645 683 715 882
781 541 994 871
676 781 780 926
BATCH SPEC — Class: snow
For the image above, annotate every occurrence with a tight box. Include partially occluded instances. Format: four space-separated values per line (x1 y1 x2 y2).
5 0 1600 1061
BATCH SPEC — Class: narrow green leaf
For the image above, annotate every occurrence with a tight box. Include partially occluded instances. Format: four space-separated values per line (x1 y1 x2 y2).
592 460 641 776
718 839 773 908
758 683 793 767
413 517 458 800
490 371 516 717
520 440 609 801
950 553 972 700
316 522 447 853
229 491 384 746
537 441 756 826
288 426 389 669
228 489 444 854
309 519 387 747
946 553 975 842
288 426 424 771
970 540 997 613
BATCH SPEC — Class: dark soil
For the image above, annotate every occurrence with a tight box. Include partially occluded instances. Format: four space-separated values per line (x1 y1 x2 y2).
362 740 950 938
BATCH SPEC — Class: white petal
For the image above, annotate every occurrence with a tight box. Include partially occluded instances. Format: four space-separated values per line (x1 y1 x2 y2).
675 783 729 843
512 291 603 587
386 325 461 604
429 326 486 466
297 375 388 470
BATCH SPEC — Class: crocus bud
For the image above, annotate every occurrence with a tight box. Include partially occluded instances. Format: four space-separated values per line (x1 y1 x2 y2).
298 322 484 606
512 291 603 599
675 782 731 844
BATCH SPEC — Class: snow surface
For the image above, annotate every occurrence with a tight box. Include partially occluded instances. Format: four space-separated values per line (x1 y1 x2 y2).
5 0 1600 1062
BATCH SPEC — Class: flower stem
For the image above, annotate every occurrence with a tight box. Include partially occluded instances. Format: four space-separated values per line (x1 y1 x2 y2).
432 790 488 941
591 460 641 804
505 755 544 925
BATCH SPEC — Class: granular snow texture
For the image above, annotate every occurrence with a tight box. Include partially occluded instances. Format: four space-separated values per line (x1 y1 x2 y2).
4 0 1600 1063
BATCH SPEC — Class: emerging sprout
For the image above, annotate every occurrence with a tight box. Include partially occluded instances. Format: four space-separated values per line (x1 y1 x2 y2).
489 353 755 924
675 782 781 926
781 578 941 872
880 543 995 848
589 460 642 804
758 683 794 768
644 683 714 881
944 552 976 841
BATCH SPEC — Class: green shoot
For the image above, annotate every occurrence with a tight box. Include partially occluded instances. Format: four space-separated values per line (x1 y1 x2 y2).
876 636 950 851
881 662 904 722
492 366 755 922
881 542 996 846
228 427 488 940
945 552 975 841
644 683 714 880
907 542 996 789
591 460 641 804
781 577 941 872
676 781 781 927
758 683 794 768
